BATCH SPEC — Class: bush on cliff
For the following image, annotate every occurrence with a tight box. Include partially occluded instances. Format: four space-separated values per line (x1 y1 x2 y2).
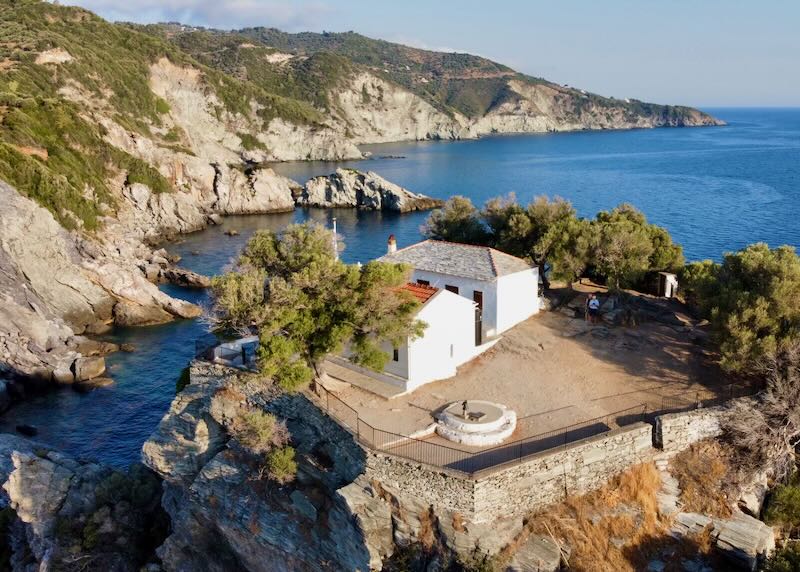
266 446 297 484
765 482 800 536
682 243 800 372
232 408 289 455
764 542 800 572
211 223 425 390
724 341 800 482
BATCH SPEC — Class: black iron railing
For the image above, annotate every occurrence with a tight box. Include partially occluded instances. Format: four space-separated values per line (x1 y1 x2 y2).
313 381 649 477
659 381 760 415
195 342 760 477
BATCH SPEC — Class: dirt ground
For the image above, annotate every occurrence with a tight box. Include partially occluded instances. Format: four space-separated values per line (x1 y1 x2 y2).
331 286 729 444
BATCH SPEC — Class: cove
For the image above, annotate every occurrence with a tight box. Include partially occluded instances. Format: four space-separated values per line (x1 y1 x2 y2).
2 108 797 467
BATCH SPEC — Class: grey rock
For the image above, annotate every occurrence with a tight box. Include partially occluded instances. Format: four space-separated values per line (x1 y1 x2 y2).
52 365 75 384
142 263 162 282
159 267 211 289
72 356 106 381
74 337 119 356
299 168 443 212
113 300 175 327
289 490 318 521
507 535 563 572
671 510 775 570
0 434 164 571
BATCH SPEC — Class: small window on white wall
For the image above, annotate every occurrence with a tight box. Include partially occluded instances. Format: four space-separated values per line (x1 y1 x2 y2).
450 344 454 358
393 348 399 362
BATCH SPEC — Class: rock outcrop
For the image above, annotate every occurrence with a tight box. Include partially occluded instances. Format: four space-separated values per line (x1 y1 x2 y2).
144 363 375 571
298 168 443 212
142 363 529 571
0 433 167 571
0 56 303 390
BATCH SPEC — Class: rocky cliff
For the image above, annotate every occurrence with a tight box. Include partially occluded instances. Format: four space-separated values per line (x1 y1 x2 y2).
167 25 724 142
298 168 444 212
142 363 519 571
0 433 167 571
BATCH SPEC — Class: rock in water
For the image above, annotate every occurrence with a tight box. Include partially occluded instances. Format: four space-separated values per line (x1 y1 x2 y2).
74 377 115 393
113 300 177 327
298 168 443 212
71 356 106 381
159 267 212 288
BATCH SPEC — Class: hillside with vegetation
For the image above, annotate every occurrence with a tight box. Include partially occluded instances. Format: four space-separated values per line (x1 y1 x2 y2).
146 24 723 127
0 0 721 233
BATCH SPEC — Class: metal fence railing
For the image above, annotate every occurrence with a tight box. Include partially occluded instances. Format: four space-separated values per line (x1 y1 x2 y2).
194 340 762 478
313 381 649 477
658 381 760 415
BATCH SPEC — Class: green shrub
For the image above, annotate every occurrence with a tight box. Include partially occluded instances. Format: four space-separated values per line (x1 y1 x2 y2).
94 464 161 510
120 154 173 194
163 126 182 142
681 244 800 372
764 542 800 572
765 485 800 534
82 519 100 550
233 409 282 455
237 131 265 151
266 446 297 484
155 97 170 115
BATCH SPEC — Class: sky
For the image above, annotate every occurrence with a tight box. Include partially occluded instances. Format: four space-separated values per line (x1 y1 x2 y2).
62 0 800 107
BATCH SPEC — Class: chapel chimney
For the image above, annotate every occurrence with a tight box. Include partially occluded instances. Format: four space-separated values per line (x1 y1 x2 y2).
387 234 397 254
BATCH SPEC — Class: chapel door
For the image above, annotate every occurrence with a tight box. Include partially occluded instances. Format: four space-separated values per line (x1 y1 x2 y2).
473 290 483 346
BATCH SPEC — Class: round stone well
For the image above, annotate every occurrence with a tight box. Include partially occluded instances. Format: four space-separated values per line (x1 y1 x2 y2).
435 400 517 446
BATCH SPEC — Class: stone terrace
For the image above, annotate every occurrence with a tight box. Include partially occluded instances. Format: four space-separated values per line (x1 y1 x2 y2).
324 288 733 454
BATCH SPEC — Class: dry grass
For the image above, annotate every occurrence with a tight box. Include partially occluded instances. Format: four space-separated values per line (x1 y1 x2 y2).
499 461 731 571
517 463 665 572
418 508 437 550
670 440 734 518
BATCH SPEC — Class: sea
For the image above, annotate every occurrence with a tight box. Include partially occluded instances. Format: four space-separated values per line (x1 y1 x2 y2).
2 108 797 467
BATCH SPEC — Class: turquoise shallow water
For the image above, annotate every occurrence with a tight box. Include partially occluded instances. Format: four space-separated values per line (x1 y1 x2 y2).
2 108 797 466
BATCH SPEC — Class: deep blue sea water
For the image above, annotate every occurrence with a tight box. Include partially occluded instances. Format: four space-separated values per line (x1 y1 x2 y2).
2 108 798 466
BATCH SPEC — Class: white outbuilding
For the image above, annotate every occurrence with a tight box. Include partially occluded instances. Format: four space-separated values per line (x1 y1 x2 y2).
327 238 540 395
379 237 540 344
382 282 485 391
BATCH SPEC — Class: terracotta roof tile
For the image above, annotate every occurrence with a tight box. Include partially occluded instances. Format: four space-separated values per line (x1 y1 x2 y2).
397 282 439 304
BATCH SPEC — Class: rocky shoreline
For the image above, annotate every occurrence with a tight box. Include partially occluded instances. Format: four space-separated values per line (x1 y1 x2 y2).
0 163 440 415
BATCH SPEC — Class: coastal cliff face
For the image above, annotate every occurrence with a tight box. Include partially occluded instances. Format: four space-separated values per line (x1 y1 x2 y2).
142 363 519 571
142 363 375 571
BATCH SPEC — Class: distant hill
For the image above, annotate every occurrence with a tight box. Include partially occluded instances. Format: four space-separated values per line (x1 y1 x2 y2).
0 0 722 232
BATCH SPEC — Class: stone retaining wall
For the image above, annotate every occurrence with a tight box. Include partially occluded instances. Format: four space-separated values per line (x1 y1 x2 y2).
654 405 729 453
474 423 655 521
365 452 477 518
337 398 753 524
363 423 655 522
